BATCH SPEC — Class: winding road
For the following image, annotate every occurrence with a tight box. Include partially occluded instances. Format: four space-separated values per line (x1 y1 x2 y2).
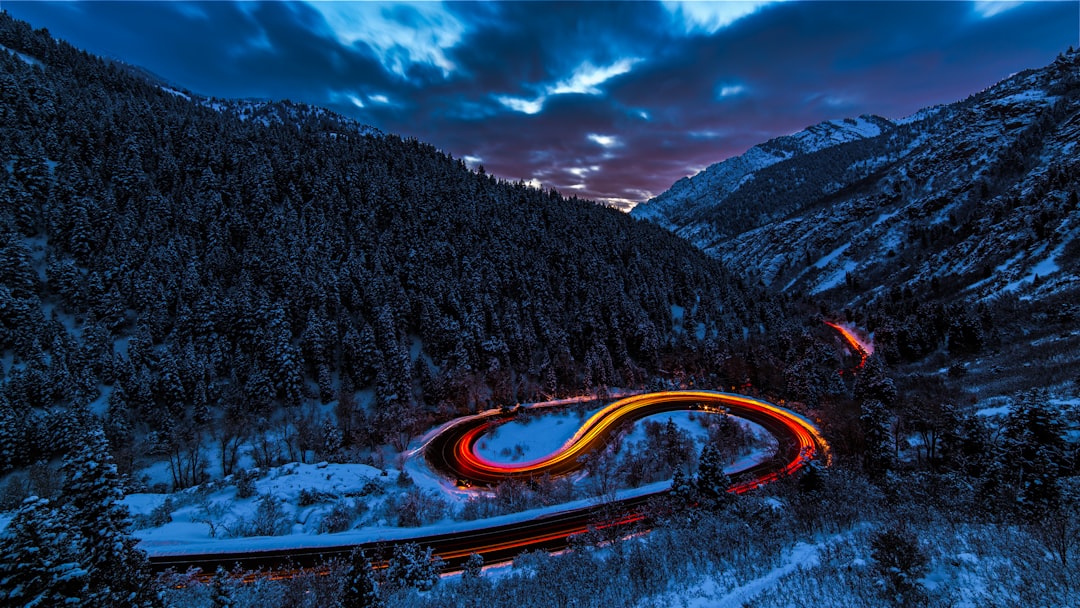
148 390 829 576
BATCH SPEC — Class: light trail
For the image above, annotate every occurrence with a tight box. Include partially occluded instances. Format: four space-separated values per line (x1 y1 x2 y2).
824 321 872 368
150 391 830 581
431 390 830 488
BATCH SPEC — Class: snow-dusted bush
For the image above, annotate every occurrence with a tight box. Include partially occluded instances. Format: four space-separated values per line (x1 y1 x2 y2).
317 498 366 534
870 524 928 602
298 487 336 506
134 497 174 529
232 494 292 537
381 487 448 527
234 469 258 499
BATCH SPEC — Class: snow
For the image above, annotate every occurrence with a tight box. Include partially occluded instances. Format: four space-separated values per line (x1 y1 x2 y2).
159 86 191 101
1001 242 1063 294
991 90 1048 106
136 478 671 558
811 260 857 294
895 104 946 125
872 209 900 228
632 116 890 224
976 400 1011 417
782 241 852 293
670 304 685 322
474 407 602 463
124 390 782 563
813 243 850 269
0 43 42 66
707 542 819 606
642 540 822 607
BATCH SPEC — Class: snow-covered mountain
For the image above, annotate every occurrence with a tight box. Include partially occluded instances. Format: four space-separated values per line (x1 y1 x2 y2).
633 50 1080 309
631 114 894 231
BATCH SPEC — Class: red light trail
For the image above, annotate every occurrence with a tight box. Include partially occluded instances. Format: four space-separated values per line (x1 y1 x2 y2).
824 321 872 368
430 390 830 489
150 391 830 580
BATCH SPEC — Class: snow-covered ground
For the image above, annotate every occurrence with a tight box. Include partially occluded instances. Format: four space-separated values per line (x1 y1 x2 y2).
474 407 603 463
127 393 777 559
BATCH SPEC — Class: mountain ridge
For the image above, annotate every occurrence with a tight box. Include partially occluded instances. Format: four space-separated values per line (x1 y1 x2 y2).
633 48 1080 307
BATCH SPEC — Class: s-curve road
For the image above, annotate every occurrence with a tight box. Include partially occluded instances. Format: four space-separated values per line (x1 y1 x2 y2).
148 391 829 577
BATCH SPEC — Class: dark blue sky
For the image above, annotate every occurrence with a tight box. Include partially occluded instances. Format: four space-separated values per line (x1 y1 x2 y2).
7 1 1077 209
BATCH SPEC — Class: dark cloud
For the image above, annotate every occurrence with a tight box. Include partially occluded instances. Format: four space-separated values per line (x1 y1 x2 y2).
6 1 1077 209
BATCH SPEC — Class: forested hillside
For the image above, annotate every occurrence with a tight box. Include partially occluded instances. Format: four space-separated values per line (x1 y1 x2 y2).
0 14 796 479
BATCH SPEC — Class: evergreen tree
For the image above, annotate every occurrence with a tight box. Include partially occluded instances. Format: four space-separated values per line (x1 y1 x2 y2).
860 399 893 482
461 552 484 583
340 548 382 608
665 467 698 524
694 443 731 510
853 354 897 407
797 460 824 494
0 496 88 606
0 393 24 472
61 427 158 607
384 542 443 592
1001 390 1066 516
209 567 234 608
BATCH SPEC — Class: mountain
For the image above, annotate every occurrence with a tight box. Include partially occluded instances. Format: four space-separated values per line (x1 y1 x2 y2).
0 14 792 477
635 51 1080 303
635 50 1080 391
630 114 895 232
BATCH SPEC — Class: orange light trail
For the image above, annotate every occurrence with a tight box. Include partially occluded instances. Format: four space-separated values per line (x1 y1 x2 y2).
445 390 830 488
155 391 831 584
824 321 872 368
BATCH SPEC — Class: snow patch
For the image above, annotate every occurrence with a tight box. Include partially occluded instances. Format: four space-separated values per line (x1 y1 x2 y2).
159 86 191 101
0 43 42 66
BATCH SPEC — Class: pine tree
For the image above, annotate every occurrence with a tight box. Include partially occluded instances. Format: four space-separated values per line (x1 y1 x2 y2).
0 497 88 606
860 399 893 482
61 427 158 607
340 548 382 608
209 567 234 608
1002 390 1066 516
853 354 897 407
105 380 133 449
798 460 824 494
695 443 731 510
461 552 484 583
666 467 697 523
0 393 25 472
384 542 443 592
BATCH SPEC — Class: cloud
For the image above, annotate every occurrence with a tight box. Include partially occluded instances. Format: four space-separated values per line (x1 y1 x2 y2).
495 57 641 115
497 95 544 115
304 1 466 78
329 90 365 108
663 1 780 34
587 134 620 148
172 3 209 21
550 58 642 95
972 1 1023 19
5 0 1077 211
717 83 747 98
